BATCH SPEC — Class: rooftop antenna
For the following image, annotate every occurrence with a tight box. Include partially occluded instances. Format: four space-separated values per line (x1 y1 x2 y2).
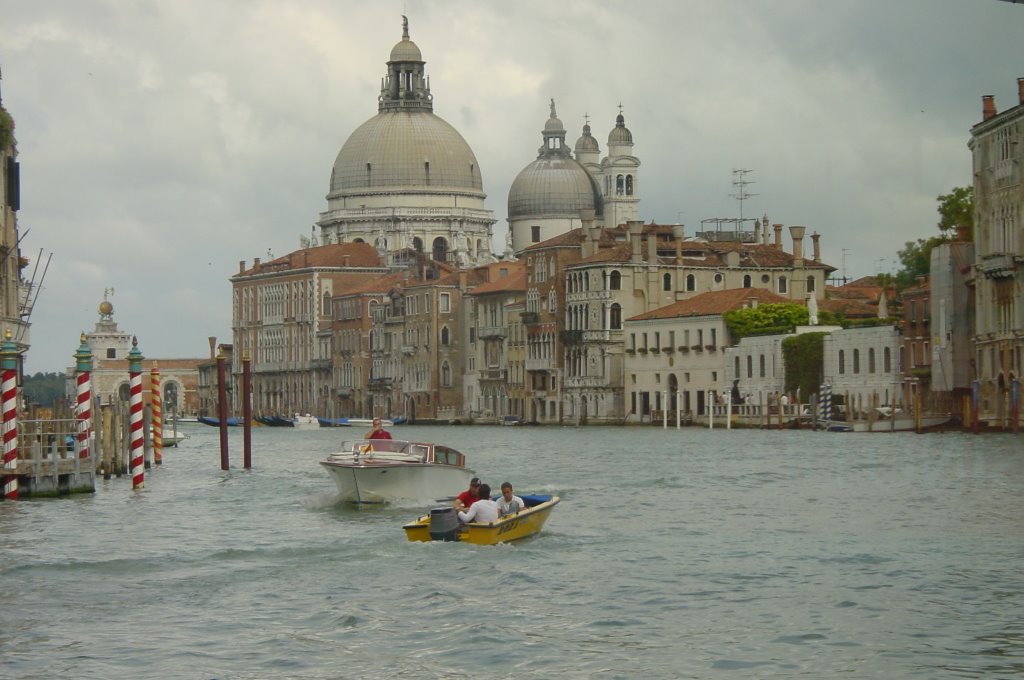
730 169 758 222
841 248 849 282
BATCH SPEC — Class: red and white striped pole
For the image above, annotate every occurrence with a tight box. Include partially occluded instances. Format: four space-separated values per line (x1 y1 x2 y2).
128 337 146 490
2 330 22 501
151 363 162 466
74 334 93 461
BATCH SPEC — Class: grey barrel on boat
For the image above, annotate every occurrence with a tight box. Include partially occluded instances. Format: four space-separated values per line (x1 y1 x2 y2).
428 507 460 541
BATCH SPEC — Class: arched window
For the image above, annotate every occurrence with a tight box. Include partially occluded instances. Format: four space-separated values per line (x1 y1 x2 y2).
663 273 672 291
610 303 622 330
838 350 845 374
441 361 451 387
759 354 765 377
734 356 741 377
807 276 816 292
686 274 695 291
778 276 788 294
616 175 625 195
432 237 448 262
884 347 892 373
853 349 861 374
743 275 751 288
625 175 634 196
609 271 621 290
412 236 424 252
747 355 753 378
868 348 876 373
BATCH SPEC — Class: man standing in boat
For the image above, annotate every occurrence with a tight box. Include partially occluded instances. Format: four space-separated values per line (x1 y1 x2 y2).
364 418 392 440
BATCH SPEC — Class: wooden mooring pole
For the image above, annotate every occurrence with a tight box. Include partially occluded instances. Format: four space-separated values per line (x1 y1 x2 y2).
217 348 229 470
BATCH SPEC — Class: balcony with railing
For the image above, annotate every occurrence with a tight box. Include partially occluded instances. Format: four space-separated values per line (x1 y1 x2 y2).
979 252 1021 279
479 325 506 339
559 329 584 345
480 368 508 381
526 358 554 371
583 329 621 343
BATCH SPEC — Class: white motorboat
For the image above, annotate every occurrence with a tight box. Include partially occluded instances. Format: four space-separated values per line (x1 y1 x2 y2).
292 413 320 429
825 408 950 432
319 439 475 505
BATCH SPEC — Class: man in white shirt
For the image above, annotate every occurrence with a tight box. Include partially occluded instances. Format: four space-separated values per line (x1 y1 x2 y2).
496 481 526 517
458 483 499 523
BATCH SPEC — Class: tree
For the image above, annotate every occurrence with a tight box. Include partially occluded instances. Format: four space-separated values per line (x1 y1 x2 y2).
936 186 973 239
887 186 973 292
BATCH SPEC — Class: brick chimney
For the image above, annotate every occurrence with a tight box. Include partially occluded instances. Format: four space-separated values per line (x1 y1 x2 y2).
239 260 246 274
762 214 770 245
789 226 806 266
754 218 762 244
628 220 644 263
982 95 997 121
773 223 783 249
810 232 821 262
253 257 261 272
580 208 597 258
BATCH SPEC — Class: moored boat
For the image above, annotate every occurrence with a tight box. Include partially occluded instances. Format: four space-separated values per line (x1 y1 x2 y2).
824 408 951 432
198 416 242 427
403 495 560 545
319 439 474 505
291 414 320 429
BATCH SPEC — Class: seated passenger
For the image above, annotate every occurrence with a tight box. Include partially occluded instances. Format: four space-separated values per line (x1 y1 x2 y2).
496 481 526 517
458 483 499 524
454 477 481 511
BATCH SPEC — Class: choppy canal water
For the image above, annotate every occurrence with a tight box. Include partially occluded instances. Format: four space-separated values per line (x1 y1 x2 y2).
1 424 1022 679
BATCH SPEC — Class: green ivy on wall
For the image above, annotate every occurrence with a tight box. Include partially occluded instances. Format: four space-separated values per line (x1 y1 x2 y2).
0 105 14 149
781 332 827 398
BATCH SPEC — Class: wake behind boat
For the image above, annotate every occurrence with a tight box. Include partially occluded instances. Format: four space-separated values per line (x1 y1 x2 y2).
404 495 560 545
319 439 475 505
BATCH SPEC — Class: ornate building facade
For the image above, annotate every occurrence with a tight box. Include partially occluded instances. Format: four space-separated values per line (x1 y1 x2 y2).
969 78 1024 425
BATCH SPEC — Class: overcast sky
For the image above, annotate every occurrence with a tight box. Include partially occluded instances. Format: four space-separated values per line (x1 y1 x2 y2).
3 0 1022 373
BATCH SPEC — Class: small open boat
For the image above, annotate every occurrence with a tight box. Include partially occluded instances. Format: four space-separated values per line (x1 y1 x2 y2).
198 416 242 427
320 439 474 505
403 494 560 545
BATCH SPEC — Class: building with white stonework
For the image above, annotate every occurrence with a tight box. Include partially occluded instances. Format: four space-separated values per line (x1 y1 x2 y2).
968 79 1023 426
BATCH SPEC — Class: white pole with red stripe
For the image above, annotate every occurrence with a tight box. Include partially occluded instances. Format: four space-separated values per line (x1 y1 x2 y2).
2 330 22 501
74 334 93 461
128 337 145 490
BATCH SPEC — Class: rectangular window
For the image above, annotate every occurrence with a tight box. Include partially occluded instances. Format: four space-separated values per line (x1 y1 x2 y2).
439 293 450 313
106 348 116 359
531 226 541 242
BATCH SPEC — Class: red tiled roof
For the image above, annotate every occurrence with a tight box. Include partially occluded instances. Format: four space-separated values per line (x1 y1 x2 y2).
468 269 526 295
237 242 382 276
628 288 792 321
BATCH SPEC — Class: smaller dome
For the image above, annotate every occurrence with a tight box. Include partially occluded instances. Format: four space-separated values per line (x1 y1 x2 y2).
545 115 565 134
575 122 599 154
390 16 423 62
390 38 422 62
608 112 633 144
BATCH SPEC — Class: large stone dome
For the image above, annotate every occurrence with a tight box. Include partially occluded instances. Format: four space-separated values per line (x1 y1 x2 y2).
508 156 602 219
330 112 484 196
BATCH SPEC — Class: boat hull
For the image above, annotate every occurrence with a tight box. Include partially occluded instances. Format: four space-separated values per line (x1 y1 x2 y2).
320 460 474 504
404 496 560 545
826 415 950 432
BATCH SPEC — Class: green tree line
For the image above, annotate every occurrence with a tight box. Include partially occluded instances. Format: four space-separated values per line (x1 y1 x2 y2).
22 372 67 407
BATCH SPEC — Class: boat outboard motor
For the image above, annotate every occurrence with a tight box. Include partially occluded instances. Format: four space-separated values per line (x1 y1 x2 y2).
428 507 460 541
